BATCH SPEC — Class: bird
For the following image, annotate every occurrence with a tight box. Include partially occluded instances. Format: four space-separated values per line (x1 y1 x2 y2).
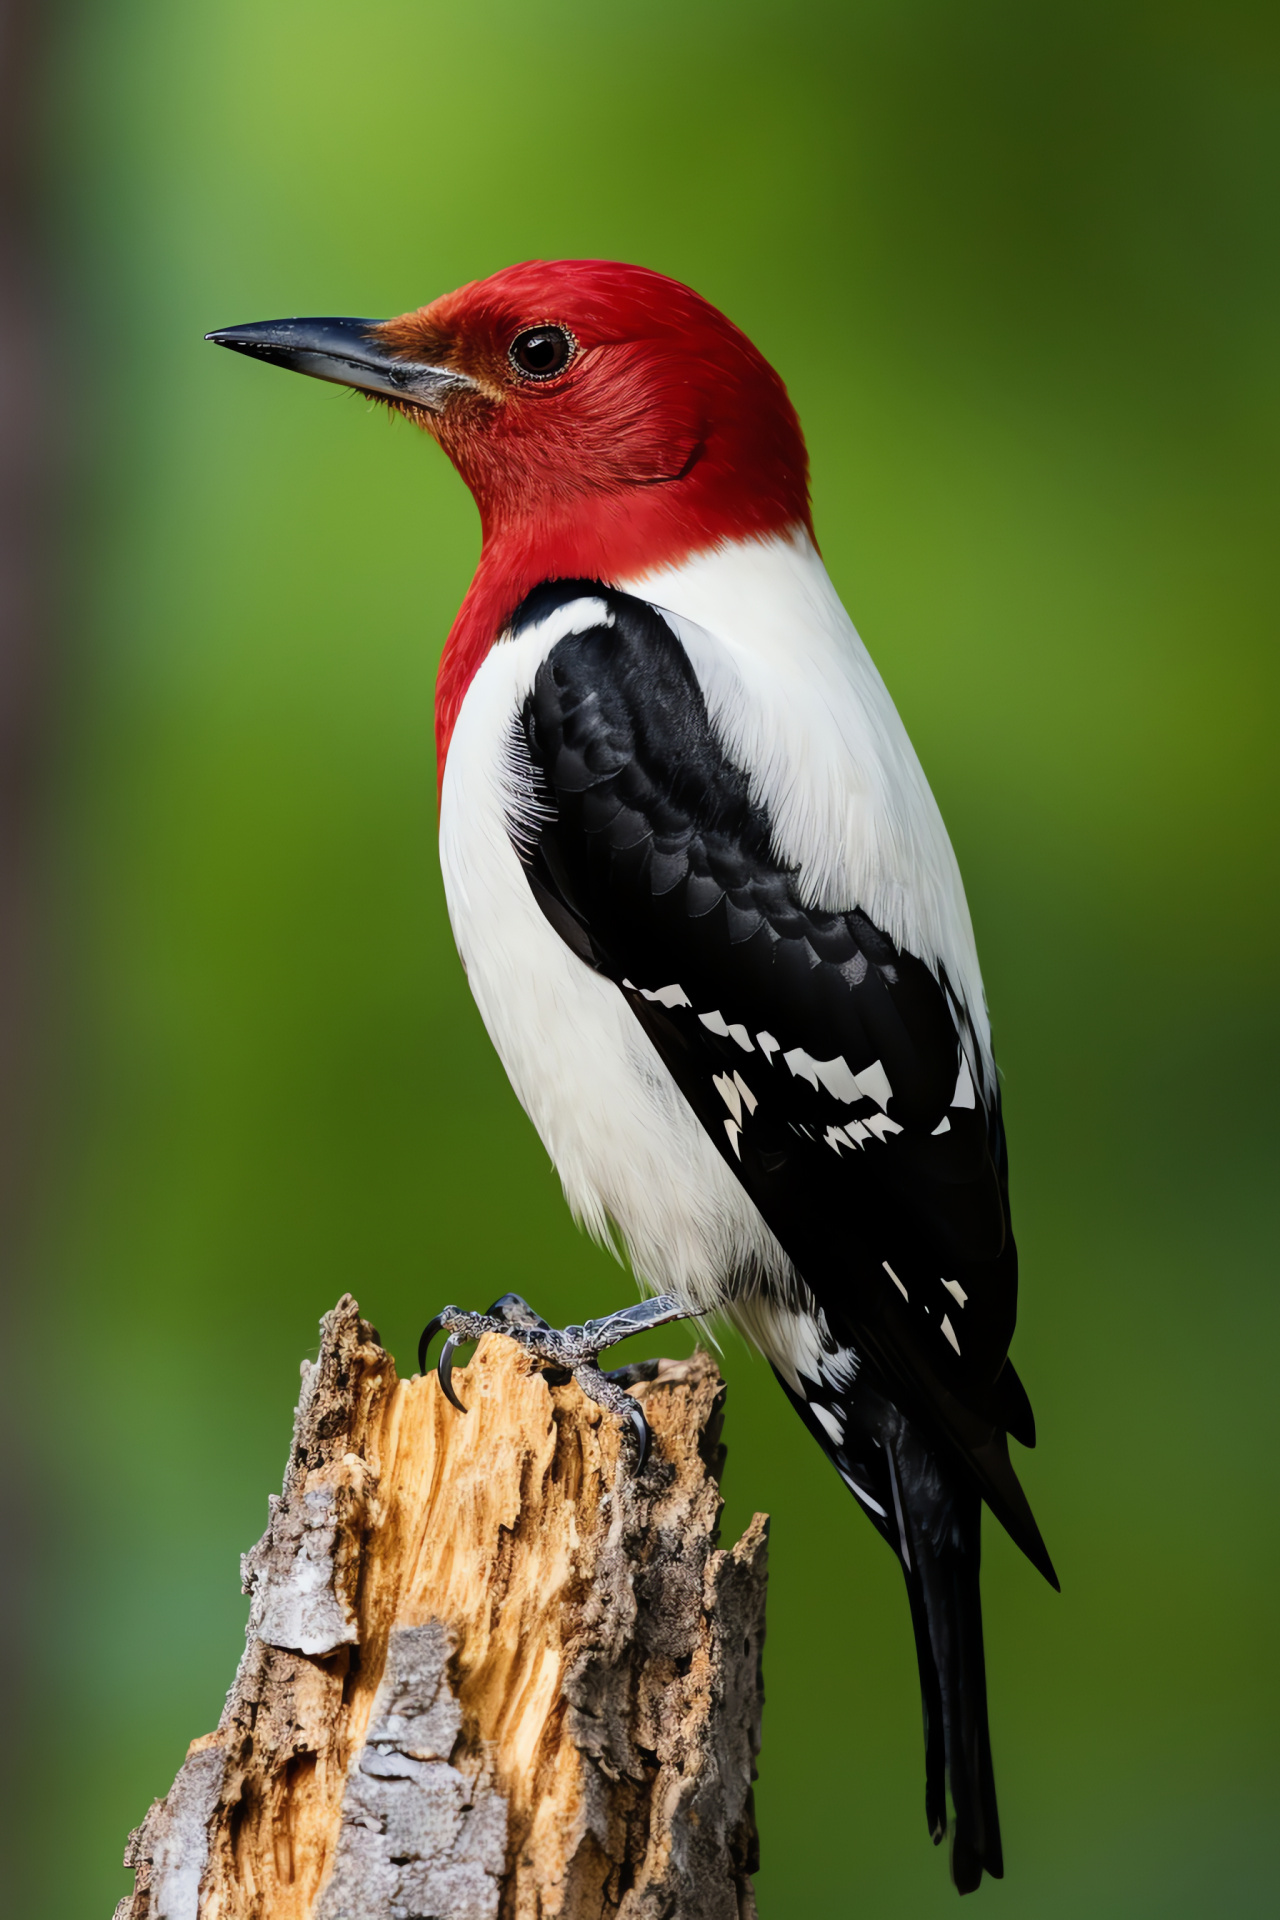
208 260 1056 1895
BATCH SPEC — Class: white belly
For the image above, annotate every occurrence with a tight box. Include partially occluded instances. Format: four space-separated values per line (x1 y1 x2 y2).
438 601 793 1317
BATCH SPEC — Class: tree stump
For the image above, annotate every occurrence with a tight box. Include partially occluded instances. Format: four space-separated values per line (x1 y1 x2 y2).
115 1295 769 1919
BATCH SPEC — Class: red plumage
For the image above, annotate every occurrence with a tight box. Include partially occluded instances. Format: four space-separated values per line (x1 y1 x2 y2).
376 260 813 777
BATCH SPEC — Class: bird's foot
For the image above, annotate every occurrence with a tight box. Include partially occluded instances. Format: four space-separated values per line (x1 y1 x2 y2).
417 1291 692 1473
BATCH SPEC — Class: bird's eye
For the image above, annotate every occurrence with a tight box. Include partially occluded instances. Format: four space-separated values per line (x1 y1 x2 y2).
509 325 575 381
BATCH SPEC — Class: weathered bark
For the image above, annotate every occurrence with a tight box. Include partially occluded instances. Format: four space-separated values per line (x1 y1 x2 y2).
116 1295 769 1920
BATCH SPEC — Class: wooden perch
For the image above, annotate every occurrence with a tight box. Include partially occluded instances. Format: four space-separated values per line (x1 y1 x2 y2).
116 1295 769 1919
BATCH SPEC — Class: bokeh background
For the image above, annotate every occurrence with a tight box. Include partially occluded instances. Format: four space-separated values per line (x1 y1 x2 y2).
9 0 1278 1913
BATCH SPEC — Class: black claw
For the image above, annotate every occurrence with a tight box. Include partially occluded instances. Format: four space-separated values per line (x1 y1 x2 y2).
417 1311 448 1377
624 1398 651 1474
437 1335 468 1413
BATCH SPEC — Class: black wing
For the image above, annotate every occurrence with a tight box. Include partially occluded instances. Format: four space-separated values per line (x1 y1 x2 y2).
508 579 1052 1583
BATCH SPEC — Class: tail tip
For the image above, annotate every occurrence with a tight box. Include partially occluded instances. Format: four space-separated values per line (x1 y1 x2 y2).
951 1834 1004 1895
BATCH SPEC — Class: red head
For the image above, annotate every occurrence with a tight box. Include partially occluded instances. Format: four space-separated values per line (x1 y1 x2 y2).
378 260 809 558
209 260 812 776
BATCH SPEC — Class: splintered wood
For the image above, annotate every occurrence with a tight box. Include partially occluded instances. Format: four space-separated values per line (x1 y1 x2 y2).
116 1296 768 1920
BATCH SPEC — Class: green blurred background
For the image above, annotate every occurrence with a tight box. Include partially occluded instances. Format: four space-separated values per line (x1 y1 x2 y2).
15 0 1278 1912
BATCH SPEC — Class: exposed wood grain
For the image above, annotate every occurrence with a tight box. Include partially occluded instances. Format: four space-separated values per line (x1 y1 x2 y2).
116 1295 768 1919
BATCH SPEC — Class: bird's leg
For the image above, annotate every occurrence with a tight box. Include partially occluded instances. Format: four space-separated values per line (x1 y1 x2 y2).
417 1291 694 1473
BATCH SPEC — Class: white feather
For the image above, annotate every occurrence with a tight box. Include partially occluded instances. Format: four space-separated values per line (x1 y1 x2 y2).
732 1290 860 1395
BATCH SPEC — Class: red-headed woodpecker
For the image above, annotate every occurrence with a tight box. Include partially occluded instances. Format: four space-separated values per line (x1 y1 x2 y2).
209 261 1055 1895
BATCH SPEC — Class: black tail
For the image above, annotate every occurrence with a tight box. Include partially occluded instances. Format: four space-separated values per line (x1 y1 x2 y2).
772 1356 1021 1892
890 1429 1003 1894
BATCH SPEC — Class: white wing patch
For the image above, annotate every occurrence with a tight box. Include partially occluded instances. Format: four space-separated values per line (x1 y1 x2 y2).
825 1118 879 1154
713 1073 743 1123
811 1403 844 1445
734 1293 861 1399
942 1278 968 1308
852 1059 893 1110
699 1008 754 1051
783 1046 858 1101
883 1261 909 1301
951 1055 976 1109
639 981 691 1009
782 1048 894 1110
715 1071 759 1132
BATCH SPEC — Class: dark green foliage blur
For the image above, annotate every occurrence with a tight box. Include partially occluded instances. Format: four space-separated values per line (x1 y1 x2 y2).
22 0 1278 1912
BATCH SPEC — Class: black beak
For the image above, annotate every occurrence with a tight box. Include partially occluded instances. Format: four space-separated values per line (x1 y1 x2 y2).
204 315 475 410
